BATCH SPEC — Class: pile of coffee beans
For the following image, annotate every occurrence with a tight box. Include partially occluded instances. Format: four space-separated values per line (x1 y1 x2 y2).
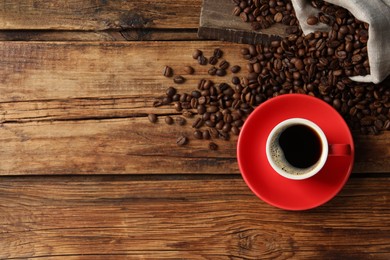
149 0 389 149
232 0 298 31
234 0 370 77
152 48 246 150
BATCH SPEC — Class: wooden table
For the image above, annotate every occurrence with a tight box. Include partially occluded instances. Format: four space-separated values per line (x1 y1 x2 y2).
0 1 389 258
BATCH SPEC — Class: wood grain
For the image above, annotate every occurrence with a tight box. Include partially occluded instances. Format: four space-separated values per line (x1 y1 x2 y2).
0 29 199 41
0 0 202 30
0 41 388 175
0 175 389 259
198 0 290 44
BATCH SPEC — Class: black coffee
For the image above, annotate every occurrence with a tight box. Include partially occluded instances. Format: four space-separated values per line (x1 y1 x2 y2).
278 125 322 168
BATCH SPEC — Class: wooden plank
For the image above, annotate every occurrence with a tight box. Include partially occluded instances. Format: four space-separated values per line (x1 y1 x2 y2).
0 0 201 30
0 41 388 175
0 176 389 259
198 0 290 44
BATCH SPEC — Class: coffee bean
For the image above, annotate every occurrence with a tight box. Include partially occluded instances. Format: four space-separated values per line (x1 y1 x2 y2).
208 66 217 76
240 12 248 22
165 116 174 125
384 120 390 130
163 66 173 77
274 12 283 23
182 110 194 118
176 117 186 126
208 142 218 150
219 60 230 70
184 66 194 75
190 90 200 98
174 102 182 112
231 76 240 85
216 69 226 77
172 93 180 102
162 96 172 105
233 6 241 16
173 76 185 84
153 100 163 107
176 136 188 146
202 130 211 140
166 87 177 97
192 49 202 59
208 128 219 138
231 65 241 73
307 16 319 25
190 98 198 109
197 104 206 115
148 114 157 123
192 118 204 129
205 120 215 127
198 96 207 105
198 55 208 65
194 130 203 139
222 123 231 133
214 48 223 58
209 56 218 65
207 105 219 113
231 125 240 135
215 120 224 130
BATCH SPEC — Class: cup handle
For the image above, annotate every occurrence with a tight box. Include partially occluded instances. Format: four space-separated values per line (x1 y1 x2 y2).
329 144 351 156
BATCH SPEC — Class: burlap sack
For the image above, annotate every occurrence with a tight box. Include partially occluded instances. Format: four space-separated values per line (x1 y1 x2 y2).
291 0 390 84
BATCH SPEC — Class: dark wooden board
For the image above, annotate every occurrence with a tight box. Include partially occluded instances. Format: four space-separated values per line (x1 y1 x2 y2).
198 0 290 44
0 0 201 30
0 175 389 259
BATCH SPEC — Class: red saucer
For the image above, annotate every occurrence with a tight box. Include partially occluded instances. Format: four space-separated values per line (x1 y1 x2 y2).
237 94 354 210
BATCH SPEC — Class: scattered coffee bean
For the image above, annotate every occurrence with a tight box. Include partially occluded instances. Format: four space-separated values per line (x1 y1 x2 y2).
166 87 176 97
214 48 223 58
165 116 174 125
219 60 230 70
208 66 217 76
307 15 319 25
209 128 219 138
216 68 226 77
198 55 208 65
176 136 188 146
231 125 240 135
209 56 218 65
176 117 186 126
148 114 157 123
192 118 204 129
194 130 203 139
208 142 218 150
182 110 194 118
173 76 185 84
231 65 241 73
174 102 182 111
163 66 173 77
162 96 172 105
184 66 195 75
203 130 211 140
232 76 240 85
192 49 202 59
153 100 163 107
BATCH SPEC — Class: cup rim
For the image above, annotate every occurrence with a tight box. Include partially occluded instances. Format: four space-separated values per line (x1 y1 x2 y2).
265 118 329 180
